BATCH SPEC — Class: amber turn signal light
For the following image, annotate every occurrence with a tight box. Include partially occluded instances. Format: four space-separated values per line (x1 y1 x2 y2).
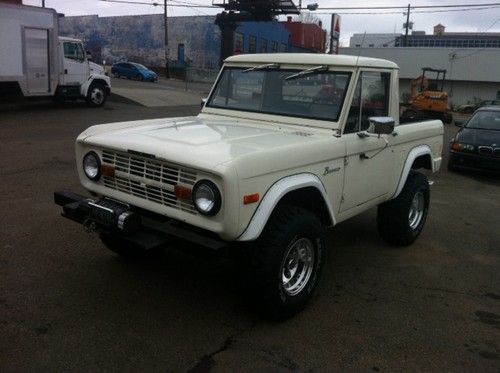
243 193 260 205
101 164 115 177
175 185 192 200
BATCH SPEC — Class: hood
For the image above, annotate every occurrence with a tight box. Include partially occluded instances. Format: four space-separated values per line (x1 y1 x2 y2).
457 128 500 147
80 115 327 172
89 61 105 75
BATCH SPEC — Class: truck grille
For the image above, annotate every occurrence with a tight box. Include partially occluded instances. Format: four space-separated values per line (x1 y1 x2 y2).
101 149 198 214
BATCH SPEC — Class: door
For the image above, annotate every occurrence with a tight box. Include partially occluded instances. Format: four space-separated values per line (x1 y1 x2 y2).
25 28 49 94
61 41 88 86
340 71 395 212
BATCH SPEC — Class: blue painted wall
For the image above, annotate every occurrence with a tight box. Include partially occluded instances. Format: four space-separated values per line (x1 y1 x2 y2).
59 15 291 69
235 21 291 53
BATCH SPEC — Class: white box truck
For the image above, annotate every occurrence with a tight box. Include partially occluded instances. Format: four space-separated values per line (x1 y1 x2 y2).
0 3 111 107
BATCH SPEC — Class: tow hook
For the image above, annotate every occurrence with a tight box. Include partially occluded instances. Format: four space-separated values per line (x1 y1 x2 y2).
83 218 97 233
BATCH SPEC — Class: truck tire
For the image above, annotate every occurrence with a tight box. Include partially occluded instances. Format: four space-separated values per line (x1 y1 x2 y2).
242 205 326 320
86 82 107 107
377 171 429 246
99 233 160 259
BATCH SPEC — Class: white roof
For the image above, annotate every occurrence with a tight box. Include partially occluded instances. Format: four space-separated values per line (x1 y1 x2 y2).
225 53 399 69
59 36 82 43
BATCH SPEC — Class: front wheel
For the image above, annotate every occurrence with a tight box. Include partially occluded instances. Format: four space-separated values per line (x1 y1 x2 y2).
377 171 430 246
86 82 107 107
242 206 326 320
136 74 144 81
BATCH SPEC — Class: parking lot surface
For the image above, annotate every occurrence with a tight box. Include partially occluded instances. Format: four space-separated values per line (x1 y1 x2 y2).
1 95 499 372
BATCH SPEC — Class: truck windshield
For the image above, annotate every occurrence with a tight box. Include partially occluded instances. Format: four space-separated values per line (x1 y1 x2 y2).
207 67 351 122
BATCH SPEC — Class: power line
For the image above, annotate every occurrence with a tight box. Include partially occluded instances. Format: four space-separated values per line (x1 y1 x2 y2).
316 2 500 10
314 6 500 15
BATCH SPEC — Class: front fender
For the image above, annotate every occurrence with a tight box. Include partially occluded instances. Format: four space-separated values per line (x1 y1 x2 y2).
237 173 336 241
81 74 111 96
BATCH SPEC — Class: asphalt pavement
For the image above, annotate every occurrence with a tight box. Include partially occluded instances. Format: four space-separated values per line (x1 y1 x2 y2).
0 96 499 372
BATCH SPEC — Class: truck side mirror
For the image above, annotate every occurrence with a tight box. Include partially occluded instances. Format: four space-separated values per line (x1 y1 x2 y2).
367 117 395 135
201 98 207 109
86 51 93 61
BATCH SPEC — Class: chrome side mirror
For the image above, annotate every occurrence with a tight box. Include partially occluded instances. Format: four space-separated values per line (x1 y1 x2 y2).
367 117 395 135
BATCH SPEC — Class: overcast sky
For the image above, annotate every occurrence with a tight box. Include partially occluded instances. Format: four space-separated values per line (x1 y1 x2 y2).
23 0 500 45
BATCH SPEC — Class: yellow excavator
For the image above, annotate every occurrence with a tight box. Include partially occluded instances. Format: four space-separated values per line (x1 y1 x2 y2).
402 68 452 124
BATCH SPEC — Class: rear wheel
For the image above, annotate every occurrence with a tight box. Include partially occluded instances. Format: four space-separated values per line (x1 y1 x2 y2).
241 206 326 320
86 82 107 107
377 171 430 246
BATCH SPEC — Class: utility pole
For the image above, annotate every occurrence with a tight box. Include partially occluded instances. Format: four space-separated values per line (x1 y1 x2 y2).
404 3 410 47
42 0 45 7
164 0 170 78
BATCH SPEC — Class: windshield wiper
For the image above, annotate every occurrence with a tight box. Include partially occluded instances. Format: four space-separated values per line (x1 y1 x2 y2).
284 65 329 81
242 63 280 73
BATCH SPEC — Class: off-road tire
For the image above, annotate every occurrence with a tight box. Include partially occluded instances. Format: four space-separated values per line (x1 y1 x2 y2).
99 233 160 260
377 171 430 246
86 82 107 107
242 205 326 320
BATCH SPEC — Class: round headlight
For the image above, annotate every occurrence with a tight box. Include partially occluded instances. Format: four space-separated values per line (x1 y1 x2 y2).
83 151 101 181
192 180 221 216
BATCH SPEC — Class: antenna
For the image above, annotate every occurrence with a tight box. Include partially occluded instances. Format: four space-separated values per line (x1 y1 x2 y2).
356 31 367 66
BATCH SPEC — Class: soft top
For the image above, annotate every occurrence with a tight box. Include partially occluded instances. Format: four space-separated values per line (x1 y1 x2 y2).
225 53 398 69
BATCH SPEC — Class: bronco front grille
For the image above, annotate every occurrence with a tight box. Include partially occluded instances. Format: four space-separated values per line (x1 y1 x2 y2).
101 149 198 214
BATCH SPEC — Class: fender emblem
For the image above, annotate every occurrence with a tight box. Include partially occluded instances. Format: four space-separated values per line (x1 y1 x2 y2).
323 166 341 176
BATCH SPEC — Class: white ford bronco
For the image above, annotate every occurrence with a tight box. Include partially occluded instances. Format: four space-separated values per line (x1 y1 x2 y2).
55 54 443 318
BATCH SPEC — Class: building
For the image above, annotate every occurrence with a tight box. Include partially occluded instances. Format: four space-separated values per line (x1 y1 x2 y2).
282 16 326 52
351 24 500 49
345 24 500 106
341 46 500 106
349 33 400 48
232 21 291 55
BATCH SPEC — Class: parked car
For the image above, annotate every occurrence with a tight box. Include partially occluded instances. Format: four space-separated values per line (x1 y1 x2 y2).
111 62 158 82
457 100 500 114
449 106 500 172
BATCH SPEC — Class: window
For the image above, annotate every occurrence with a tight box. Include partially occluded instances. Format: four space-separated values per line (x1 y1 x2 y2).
207 67 351 122
271 41 278 52
234 32 244 53
249 35 257 53
344 71 390 134
63 42 84 61
260 38 268 53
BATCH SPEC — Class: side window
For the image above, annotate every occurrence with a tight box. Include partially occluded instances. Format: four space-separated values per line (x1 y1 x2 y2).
344 71 390 134
63 42 84 61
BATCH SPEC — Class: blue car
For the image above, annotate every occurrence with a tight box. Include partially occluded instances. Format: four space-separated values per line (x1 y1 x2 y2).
111 62 158 82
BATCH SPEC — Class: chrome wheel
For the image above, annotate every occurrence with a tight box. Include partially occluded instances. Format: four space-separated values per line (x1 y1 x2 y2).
90 87 104 105
281 237 315 296
408 191 425 230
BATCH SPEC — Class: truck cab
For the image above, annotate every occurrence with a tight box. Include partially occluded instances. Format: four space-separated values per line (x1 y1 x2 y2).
56 37 110 107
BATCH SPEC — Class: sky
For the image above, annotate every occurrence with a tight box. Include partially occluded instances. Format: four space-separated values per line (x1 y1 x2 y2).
23 0 500 46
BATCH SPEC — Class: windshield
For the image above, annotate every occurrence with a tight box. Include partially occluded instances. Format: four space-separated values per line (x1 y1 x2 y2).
466 111 500 130
133 63 148 71
207 67 351 122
